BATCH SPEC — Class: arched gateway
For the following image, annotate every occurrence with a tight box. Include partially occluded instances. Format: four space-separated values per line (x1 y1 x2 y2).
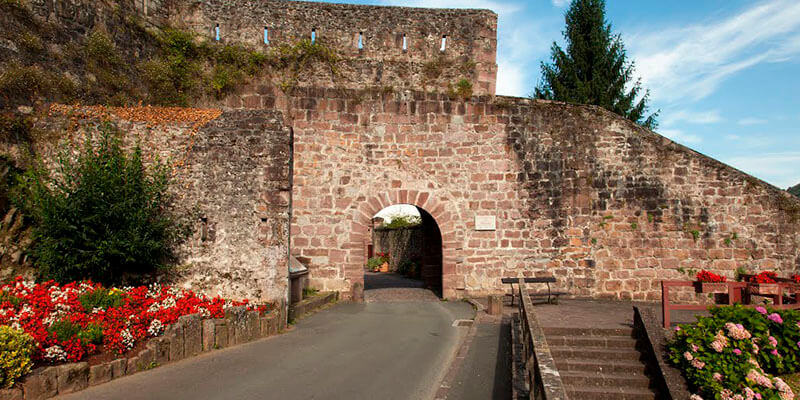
350 190 457 299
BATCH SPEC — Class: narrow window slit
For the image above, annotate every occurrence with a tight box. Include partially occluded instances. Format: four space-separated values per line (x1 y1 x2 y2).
402 34 407 51
264 27 269 45
358 32 363 49
440 35 447 51
200 217 209 241
215 24 220 41
311 28 316 43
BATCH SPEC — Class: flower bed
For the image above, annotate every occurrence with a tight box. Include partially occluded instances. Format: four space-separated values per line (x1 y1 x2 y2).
668 305 798 400
0 277 269 388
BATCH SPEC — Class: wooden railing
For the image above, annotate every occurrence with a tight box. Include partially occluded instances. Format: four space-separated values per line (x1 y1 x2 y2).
518 278 569 400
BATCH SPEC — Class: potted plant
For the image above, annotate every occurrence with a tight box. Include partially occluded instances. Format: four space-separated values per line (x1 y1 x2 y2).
367 256 383 272
694 270 728 293
376 252 390 272
748 271 781 295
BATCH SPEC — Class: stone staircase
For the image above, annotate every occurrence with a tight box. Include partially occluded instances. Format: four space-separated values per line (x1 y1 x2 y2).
544 327 665 400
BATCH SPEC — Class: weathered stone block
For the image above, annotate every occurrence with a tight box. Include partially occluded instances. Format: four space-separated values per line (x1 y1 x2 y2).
178 313 202 357
0 387 22 400
110 358 127 379
203 318 222 351
167 324 184 361
487 295 503 315
215 320 229 348
243 311 259 343
56 362 88 395
225 306 248 345
126 357 140 375
147 336 170 365
88 363 112 386
137 348 155 369
22 367 58 400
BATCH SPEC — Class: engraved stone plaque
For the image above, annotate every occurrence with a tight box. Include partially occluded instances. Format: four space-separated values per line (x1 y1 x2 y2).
474 215 496 231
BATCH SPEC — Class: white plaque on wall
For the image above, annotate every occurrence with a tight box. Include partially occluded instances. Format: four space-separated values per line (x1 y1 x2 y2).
474 215 496 231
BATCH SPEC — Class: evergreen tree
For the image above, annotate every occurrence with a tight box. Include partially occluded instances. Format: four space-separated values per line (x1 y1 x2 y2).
535 0 658 129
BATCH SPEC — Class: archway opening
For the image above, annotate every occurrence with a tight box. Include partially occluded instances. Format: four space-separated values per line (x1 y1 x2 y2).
365 204 443 297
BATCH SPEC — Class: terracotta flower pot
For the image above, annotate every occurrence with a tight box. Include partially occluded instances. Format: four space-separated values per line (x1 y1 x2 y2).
380 262 389 273
749 283 780 296
694 282 728 293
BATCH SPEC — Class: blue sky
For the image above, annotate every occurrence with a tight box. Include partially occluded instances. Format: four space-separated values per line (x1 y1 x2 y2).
305 0 800 190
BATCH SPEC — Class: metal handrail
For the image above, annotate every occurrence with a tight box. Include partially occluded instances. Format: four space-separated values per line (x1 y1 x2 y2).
518 278 569 400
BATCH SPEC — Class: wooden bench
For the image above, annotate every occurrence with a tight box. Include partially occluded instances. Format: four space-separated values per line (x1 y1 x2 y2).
501 277 568 305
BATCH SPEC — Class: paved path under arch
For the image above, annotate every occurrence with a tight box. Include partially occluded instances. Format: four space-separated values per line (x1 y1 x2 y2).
58 299 474 400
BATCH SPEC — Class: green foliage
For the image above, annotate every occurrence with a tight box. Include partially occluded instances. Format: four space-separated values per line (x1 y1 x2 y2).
0 63 76 108
382 215 422 229
270 39 339 93
78 288 124 312
366 256 385 271
789 184 800 198
534 0 658 129
302 287 319 298
0 114 32 143
0 289 22 307
77 323 104 345
668 305 800 399
0 325 34 388
448 79 473 100
396 259 418 277
13 124 187 285
48 319 81 342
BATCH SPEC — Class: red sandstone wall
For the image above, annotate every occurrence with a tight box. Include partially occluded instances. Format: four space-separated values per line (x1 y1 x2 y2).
283 88 800 300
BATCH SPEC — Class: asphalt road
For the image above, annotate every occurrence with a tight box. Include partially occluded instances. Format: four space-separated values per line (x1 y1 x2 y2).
58 300 474 400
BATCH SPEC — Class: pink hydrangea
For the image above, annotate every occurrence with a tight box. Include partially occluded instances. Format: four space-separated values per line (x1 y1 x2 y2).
725 322 752 339
771 349 780 356
756 306 767 315
769 336 778 347
746 369 774 389
684 351 694 361
713 372 723 382
733 348 742 355
689 395 703 400
691 358 705 369
767 313 783 324
711 340 726 352
691 344 699 352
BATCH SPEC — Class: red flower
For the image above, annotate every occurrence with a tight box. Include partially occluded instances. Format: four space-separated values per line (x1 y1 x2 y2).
750 271 778 284
696 270 726 283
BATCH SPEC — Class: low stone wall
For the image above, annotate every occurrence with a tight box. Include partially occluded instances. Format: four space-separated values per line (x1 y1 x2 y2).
633 306 692 399
288 291 338 321
1 307 286 400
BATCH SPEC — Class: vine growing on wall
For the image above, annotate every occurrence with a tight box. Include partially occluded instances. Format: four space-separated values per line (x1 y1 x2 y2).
269 38 340 94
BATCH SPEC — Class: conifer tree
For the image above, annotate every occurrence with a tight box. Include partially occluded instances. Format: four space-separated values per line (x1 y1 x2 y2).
535 0 658 129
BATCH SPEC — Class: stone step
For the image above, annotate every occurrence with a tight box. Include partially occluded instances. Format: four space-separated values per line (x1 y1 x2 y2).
550 346 642 362
546 335 638 349
565 385 662 400
559 370 652 389
542 326 634 338
555 358 649 375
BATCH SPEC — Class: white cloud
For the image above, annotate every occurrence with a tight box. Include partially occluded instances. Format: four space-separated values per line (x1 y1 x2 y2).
496 57 527 97
551 0 569 7
629 1 800 104
725 152 800 189
658 128 702 145
661 109 721 126
737 117 768 126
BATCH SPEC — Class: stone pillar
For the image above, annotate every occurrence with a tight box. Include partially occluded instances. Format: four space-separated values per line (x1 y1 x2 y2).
488 295 503 315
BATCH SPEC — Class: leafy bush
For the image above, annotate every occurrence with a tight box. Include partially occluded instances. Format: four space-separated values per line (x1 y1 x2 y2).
13 124 187 285
0 325 34 388
77 323 104 345
0 63 76 108
47 319 82 342
383 215 421 229
367 256 384 272
0 290 22 307
668 305 798 399
396 260 418 277
78 288 124 312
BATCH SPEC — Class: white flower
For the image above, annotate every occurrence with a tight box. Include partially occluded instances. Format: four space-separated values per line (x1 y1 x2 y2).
44 345 68 361
148 319 163 336
120 329 135 350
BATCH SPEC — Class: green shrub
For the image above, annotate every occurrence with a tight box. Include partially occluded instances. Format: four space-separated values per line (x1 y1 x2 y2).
383 215 421 229
0 325 35 388
397 260 418 276
366 256 384 271
77 323 104 345
78 288 124 312
13 123 188 285
0 290 23 307
48 319 81 342
668 305 798 399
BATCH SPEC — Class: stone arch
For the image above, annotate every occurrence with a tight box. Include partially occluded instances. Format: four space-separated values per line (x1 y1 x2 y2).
348 190 458 299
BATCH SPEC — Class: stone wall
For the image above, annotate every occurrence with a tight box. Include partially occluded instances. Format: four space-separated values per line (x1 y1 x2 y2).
286 88 800 300
12 108 292 303
151 0 497 95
